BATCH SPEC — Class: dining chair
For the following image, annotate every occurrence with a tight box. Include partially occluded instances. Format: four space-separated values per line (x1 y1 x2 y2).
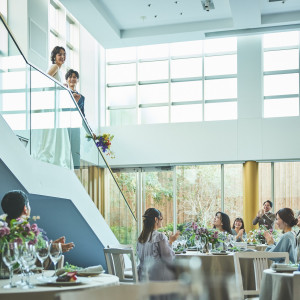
56 280 190 300
293 273 300 300
234 251 289 299
103 246 138 283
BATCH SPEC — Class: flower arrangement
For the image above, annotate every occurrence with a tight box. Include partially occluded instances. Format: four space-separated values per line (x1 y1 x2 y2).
248 225 269 244
183 221 221 247
86 133 115 158
0 215 46 251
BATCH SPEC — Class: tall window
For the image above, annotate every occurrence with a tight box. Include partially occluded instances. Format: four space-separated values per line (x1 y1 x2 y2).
49 0 79 75
106 37 237 126
263 31 300 118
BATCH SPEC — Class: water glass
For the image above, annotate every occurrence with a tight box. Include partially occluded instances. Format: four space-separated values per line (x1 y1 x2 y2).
36 241 50 278
200 237 206 253
2 242 19 288
195 238 201 253
49 242 62 276
208 243 212 254
20 243 36 289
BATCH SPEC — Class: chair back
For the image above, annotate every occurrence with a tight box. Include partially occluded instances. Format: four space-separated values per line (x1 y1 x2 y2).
103 247 138 283
293 273 300 300
234 251 289 298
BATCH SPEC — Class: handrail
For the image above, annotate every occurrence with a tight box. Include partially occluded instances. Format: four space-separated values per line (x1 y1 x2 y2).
0 12 136 222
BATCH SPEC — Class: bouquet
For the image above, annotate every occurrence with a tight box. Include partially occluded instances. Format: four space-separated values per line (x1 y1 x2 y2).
248 225 268 244
86 133 115 158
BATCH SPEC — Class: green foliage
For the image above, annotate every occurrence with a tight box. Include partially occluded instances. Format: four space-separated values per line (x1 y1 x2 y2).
64 262 83 272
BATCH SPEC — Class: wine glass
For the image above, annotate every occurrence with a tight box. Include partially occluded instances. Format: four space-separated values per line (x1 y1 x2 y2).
200 236 206 254
208 243 212 254
224 235 231 251
49 243 62 276
20 243 36 289
2 242 19 288
194 237 201 253
36 241 50 278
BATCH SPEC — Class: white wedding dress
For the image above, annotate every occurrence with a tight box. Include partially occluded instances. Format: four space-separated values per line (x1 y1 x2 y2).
31 65 74 170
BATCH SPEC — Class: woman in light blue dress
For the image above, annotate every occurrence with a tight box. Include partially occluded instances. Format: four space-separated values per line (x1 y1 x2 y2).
231 217 247 242
264 208 297 263
137 208 179 282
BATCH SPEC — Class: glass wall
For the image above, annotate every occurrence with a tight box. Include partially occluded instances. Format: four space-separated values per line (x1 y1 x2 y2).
106 37 237 125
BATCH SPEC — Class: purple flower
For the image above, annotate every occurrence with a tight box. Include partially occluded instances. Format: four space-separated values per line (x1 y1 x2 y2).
0 226 10 237
13 238 23 245
28 238 37 245
31 223 40 236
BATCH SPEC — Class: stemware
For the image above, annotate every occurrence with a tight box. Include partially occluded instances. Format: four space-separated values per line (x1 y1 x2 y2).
36 241 50 278
49 242 62 276
2 242 19 288
224 235 231 251
208 243 212 254
194 238 201 253
20 243 36 289
200 236 206 254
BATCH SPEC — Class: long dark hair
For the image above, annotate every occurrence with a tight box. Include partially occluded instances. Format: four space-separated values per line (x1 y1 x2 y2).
214 211 231 234
138 208 162 243
232 217 245 231
276 208 298 228
51 46 65 64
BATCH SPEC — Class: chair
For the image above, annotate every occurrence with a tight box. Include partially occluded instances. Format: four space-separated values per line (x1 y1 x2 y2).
56 280 189 300
103 247 138 283
234 251 289 299
293 273 300 300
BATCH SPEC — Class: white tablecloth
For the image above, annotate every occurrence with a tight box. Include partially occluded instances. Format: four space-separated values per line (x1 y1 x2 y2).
259 269 300 300
0 271 119 300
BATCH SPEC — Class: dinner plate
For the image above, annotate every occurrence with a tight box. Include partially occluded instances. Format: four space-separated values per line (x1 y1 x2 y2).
272 267 298 273
36 276 87 286
77 270 105 277
211 252 229 255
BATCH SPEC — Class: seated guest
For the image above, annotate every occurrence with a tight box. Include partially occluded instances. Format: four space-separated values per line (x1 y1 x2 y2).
1 190 74 253
264 208 297 263
137 208 179 281
253 200 276 230
296 211 300 263
213 211 231 234
232 217 246 242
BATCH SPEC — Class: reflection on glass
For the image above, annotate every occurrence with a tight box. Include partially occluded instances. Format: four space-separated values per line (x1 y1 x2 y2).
171 58 202 78
176 165 221 226
139 61 168 81
264 50 299 72
170 40 203 56
139 83 168 104
205 78 237 100
171 81 202 102
264 98 299 118
140 106 169 124
224 164 243 218
171 104 202 123
107 64 136 84
205 102 237 121
109 109 136 126
139 44 169 59
204 55 237 76
263 31 299 48
264 74 299 96
107 86 136 106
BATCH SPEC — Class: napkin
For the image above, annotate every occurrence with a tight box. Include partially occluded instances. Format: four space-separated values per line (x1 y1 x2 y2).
55 265 103 276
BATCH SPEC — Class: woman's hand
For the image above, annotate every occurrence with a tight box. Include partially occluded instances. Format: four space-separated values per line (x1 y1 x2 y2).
264 231 274 245
52 236 75 252
237 229 244 237
169 231 180 245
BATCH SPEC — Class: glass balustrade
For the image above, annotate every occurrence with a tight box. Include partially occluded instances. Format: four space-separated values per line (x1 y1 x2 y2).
0 13 137 247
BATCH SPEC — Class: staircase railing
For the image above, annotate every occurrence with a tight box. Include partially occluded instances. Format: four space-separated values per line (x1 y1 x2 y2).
0 12 137 245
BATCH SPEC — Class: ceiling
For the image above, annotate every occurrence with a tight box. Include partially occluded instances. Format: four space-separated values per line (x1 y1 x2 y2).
60 0 300 48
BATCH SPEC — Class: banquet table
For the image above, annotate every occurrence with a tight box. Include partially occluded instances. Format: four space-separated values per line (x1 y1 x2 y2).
0 271 119 300
176 251 257 300
259 269 300 300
